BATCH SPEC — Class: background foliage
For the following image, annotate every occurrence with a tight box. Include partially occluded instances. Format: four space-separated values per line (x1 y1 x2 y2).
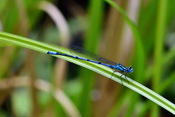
0 0 175 117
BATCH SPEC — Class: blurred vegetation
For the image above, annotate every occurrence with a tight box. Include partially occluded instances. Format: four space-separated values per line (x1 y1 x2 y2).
0 0 175 117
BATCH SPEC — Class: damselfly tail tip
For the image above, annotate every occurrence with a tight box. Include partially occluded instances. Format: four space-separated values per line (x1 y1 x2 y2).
47 51 51 54
47 51 55 54
47 51 59 55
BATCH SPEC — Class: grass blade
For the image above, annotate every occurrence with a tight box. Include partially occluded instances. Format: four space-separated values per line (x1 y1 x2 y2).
0 31 175 114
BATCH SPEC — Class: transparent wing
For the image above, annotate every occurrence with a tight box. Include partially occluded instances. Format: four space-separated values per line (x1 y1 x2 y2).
70 46 117 65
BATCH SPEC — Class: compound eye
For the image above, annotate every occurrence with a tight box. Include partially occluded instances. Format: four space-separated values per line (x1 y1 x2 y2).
128 67 133 72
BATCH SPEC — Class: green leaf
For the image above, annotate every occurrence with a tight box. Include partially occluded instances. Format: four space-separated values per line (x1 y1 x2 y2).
104 0 145 116
0 31 174 114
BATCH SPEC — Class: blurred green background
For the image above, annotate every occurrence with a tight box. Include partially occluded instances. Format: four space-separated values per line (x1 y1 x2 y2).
0 0 175 117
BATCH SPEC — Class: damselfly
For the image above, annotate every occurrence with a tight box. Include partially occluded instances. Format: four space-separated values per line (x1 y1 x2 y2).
47 46 133 84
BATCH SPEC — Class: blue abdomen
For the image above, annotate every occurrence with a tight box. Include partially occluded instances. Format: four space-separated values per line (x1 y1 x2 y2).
47 51 58 55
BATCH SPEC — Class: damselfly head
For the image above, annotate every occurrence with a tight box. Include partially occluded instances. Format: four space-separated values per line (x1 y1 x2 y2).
127 67 133 73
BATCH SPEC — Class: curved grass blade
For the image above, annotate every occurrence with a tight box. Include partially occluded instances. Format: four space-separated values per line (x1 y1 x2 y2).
0 31 174 114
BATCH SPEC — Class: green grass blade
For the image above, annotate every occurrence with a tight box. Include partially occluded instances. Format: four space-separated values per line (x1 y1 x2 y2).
105 0 145 82
152 0 168 116
104 0 145 116
79 0 104 116
0 31 175 114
